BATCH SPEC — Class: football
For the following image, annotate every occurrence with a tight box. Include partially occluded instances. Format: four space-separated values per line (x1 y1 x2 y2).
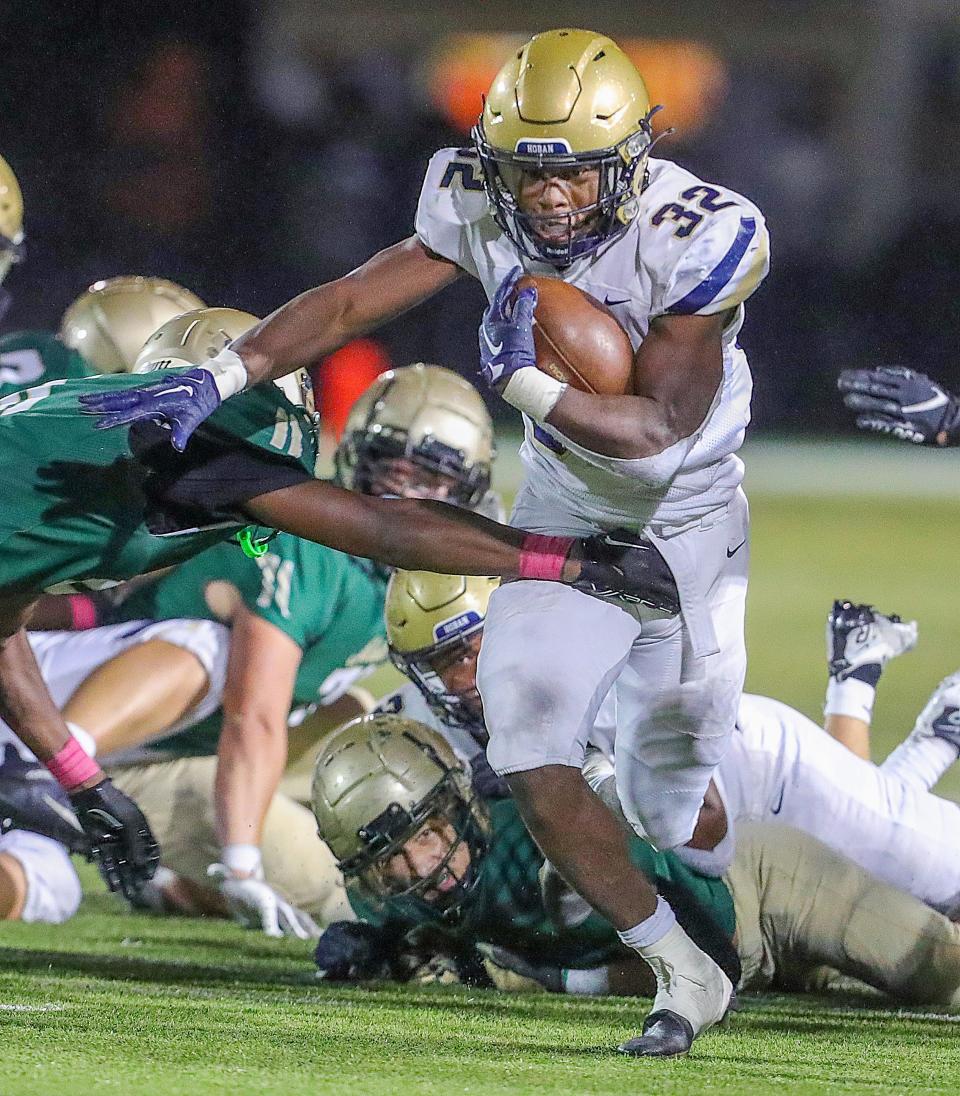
517 275 634 395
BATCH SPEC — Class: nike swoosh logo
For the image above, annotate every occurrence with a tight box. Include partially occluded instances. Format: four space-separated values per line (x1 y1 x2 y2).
480 327 503 356
902 392 948 414
42 793 84 833
726 540 747 558
770 782 786 815
162 384 196 397
604 295 631 306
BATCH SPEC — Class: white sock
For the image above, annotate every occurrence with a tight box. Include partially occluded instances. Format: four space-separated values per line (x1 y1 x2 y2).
562 966 610 995
824 677 877 722
617 897 677 951
66 722 97 758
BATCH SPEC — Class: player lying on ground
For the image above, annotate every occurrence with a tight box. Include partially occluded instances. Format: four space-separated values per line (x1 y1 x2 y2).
0 305 673 907
310 714 960 1017
381 572 960 917
80 30 771 1056
0 738 85 923
0 361 509 931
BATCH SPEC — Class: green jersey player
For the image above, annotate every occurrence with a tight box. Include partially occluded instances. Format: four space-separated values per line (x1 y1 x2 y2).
0 305 672 904
0 275 206 398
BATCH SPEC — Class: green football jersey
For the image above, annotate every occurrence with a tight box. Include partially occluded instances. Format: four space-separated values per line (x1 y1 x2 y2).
0 330 92 399
0 372 316 598
352 798 736 970
120 532 388 756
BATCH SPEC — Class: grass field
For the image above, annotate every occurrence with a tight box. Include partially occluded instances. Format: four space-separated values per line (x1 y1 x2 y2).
2 439 960 1095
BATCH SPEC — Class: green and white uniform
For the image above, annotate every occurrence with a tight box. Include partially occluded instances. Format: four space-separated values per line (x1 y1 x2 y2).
0 371 315 597
0 330 93 398
118 534 388 758
352 797 735 970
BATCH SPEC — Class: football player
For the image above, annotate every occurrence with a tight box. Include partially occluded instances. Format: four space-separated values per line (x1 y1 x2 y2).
311 715 960 1021
334 361 502 519
0 305 655 908
0 153 25 325
382 571 960 919
838 367 960 446
0 275 206 399
79 30 770 1053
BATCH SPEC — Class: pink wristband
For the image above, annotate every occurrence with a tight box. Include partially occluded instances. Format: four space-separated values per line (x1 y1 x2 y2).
67 594 99 631
46 738 102 792
518 533 574 582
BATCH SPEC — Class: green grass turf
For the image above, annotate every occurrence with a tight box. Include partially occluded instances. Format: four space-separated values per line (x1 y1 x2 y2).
3 448 960 1094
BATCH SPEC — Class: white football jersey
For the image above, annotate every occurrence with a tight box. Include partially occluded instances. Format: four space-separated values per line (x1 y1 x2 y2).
415 150 770 531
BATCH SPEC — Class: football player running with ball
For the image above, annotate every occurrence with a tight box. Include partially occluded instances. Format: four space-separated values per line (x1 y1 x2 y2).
79 30 769 1055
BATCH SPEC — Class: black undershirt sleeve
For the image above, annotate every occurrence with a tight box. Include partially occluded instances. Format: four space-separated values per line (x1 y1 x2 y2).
128 421 312 536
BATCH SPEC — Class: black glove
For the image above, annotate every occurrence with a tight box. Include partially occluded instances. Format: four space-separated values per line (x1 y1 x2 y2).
314 921 396 981
68 778 160 902
573 529 680 614
838 367 960 446
469 752 511 800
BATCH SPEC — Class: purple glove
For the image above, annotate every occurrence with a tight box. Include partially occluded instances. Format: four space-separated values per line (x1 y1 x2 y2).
838 366 960 446
478 266 538 392
78 368 222 452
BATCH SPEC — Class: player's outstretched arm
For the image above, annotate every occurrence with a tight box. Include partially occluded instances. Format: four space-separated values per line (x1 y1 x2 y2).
838 367 960 446
208 609 318 939
0 610 160 899
243 479 681 613
479 268 725 460
79 238 460 450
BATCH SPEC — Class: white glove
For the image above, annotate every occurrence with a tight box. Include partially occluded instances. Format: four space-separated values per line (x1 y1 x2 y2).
207 862 321 940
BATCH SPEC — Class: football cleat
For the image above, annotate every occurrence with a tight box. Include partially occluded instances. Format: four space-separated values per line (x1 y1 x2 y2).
0 744 90 855
619 923 733 1059
910 671 960 753
827 599 918 682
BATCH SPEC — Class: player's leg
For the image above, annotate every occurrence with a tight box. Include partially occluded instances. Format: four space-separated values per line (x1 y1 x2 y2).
110 756 349 927
0 830 81 923
741 706 960 917
51 619 230 756
479 581 731 1056
615 499 749 851
823 600 918 759
881 671 960 791
726 821 960 1005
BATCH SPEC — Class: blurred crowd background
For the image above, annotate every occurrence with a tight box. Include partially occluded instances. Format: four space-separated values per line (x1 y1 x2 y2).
3 0 960 432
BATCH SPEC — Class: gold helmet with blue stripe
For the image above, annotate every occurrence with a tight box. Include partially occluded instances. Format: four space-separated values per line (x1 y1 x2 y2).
473 28 658 265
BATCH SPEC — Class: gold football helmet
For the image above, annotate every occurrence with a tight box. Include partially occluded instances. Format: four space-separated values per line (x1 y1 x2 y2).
473 28 657 265
385 570 498 735
134 306 316 417
334 363 494 508
59 276 206 374
0 153 25 288
311 713 488 917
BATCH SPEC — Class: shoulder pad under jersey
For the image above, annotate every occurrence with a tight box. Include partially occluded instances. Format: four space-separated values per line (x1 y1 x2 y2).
639 161 770 317
415 147 490 273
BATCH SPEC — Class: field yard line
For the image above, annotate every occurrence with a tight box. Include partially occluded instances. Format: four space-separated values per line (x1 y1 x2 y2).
0 1003 65 1012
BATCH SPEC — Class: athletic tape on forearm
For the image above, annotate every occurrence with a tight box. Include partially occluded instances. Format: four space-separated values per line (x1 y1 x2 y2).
518 534 574 581
46 738 102 791
67 594 99 631
203 347 248 401
501 369 567 423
